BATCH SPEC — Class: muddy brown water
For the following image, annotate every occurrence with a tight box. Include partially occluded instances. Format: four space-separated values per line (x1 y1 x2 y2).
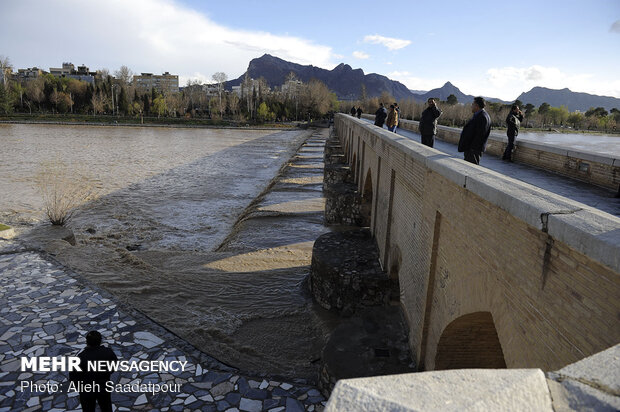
1 123 339 382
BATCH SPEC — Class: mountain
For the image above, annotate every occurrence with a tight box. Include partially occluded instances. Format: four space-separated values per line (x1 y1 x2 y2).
226 54 416 100
419 82 508 104
517 87 620 112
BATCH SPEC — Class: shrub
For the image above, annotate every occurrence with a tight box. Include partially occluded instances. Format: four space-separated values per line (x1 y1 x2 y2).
35 160 96 226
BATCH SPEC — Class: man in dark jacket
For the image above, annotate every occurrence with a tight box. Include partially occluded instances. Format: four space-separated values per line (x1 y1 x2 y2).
356 107 362 119
419 98 442 147
350 106 356 116
502 104 524 161
458 97 491 165
69 330 118 412
374 103 388 127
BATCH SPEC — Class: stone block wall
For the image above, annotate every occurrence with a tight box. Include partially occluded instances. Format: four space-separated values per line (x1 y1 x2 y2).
335 113 620 372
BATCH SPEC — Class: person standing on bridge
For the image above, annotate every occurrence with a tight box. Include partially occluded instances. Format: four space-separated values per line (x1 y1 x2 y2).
458 97 491 165
419 98 442 147
356 107 363 119
502 104 524 161
374 103 388 128
350 106 356 116
386 104 399 133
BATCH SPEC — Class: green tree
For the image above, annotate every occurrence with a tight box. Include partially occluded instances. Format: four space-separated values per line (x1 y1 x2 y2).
0 84 13 114
446 94 458 105
118 86 129 115
567 112 584 129
538 102 551 125
152 95 167 117
257 101 274 122
585 107 608 118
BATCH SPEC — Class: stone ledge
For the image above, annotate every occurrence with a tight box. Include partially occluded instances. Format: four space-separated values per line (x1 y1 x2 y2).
325 369 553 411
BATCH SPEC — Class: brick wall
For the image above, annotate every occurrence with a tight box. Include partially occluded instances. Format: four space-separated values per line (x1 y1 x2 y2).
335 114 620 372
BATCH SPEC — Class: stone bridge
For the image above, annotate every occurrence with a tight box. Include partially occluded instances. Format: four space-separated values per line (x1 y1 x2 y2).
332 113 619 373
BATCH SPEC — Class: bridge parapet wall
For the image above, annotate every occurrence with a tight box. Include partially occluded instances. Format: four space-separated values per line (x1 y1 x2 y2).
360 113 619 192
335 113 620 371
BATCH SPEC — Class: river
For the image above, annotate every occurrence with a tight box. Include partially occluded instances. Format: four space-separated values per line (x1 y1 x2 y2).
0 123 336 382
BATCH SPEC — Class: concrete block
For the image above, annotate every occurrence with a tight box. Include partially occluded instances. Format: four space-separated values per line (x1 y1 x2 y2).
547 210 620 273
555 344 620 394
546 378 620 412
518 140 569 156
465 170 583 230
426 156 485 188
325 369 553 412
566 150 615 166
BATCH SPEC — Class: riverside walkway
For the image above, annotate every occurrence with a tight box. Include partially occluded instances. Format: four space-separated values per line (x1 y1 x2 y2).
0 238 326 412
362 119 619 217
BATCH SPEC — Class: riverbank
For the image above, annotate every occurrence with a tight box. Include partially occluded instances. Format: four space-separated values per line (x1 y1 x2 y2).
0 114 328 130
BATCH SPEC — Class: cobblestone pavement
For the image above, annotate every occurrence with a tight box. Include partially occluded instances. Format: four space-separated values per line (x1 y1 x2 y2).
0 239 326 412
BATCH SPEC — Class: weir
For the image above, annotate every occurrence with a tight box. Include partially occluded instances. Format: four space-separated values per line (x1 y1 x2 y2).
321 113 620 410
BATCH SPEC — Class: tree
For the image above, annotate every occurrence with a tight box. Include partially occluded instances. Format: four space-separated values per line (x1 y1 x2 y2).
567 112 584 129
446 94 458 105
0 84 12 114
91 91 106 115
212 72 227 118
538 102 551 125
0 55 12 88
585 107 608 118
114 65 133 86
152 94 167 117
257 101 274 122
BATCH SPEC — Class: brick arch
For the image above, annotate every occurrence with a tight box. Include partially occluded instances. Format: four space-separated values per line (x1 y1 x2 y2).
434 311 506 370
360 168 373 227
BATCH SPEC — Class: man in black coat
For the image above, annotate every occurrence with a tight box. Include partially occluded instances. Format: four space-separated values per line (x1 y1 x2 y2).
69 330 118 412
502 104 524 161
419 98 442 147
458 97 491 165
374 103 388 127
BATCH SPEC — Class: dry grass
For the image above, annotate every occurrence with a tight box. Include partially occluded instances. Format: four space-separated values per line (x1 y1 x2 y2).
35 159 97 226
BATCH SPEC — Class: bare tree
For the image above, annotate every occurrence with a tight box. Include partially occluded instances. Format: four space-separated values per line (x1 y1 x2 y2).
114 65 133 86
212 72 227 118
0 55 12 88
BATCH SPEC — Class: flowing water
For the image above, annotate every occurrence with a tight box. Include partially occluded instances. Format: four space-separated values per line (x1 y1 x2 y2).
1 123 336 381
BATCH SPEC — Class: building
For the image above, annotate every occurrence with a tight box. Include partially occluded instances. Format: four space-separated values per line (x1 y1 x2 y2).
49 62 95 84
15 67 45 82
231 78 271 97
133 72 179 95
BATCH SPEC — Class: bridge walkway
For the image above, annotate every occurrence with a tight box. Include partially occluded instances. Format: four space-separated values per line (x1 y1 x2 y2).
361 119 619 217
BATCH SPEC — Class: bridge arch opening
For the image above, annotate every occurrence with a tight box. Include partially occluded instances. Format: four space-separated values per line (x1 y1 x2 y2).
360 169 373 227
434 311 506 370
351 153 357 180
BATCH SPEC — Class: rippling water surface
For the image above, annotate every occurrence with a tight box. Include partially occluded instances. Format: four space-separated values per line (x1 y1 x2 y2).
1 123 331 380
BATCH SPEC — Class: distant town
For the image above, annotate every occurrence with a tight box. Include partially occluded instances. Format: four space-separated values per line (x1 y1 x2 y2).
1 57 619 132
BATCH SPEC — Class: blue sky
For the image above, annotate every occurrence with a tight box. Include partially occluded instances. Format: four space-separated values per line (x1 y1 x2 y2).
2 0 619 101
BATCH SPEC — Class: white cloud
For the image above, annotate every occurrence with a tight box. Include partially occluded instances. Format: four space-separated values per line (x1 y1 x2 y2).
1 0 336 84
363 34 411 51
353 51 370 59
388 71 445 92
483 65 620 99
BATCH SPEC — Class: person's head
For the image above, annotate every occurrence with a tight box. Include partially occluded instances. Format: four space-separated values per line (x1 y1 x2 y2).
86 330 103 347
394 102 399 107
427 98 435 106
389 104 395 109
511 104 520 112
380 102 384 107
472 97 485 113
